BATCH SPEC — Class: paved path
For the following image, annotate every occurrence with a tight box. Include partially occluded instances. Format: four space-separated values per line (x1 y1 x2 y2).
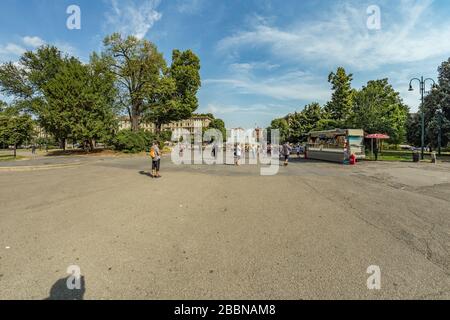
0 156 449 299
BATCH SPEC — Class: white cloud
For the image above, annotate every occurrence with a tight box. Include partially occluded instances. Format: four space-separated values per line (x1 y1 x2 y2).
205 69 330 102
205 103 278 116
217 0 450 70
0 43 26 56
105 0 162 39
22 36 45 48
177 0 204 14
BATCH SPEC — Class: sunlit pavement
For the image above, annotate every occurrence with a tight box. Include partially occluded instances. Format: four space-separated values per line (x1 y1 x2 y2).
0 155 449 299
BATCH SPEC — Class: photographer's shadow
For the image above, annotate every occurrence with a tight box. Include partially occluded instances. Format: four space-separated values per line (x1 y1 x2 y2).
44 276 86 300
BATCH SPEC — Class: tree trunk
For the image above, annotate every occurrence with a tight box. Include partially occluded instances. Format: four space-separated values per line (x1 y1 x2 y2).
156 123 162 134
131 115 140 132
89 139 94 152
14 144 17 158
60 138 66 151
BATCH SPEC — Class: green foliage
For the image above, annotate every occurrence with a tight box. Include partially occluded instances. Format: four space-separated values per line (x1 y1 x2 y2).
111 129 155 153
103 33 166 131
352 79 409 144
419 58 450 148
406 113 421 147
325 67 355 125
271 69 411 146
143 49 201 131
0 106 35 147
270 118 290 143
270 103 329 143
0 45 70 144
208 118 226 140
44 55 118 150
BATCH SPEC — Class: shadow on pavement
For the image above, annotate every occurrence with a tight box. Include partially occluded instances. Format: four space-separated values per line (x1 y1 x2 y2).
44 276 86 300
139 170 154 178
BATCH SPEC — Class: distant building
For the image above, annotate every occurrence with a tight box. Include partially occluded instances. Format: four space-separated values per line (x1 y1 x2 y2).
118 115 213 135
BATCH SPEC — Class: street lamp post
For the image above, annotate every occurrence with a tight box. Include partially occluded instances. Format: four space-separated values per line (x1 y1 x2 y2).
409 76 436 160
438 106 443 156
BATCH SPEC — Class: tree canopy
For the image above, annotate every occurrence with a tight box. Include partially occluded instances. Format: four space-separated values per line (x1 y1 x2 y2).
102 33 166 132
0 105 35 155
353 79 409 144
325 67 355 126
270 68 410 145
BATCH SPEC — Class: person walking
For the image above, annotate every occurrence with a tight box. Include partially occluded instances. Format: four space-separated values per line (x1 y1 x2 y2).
235 144 242 166
282 142 292 166
150 141 161 178
251 144 257 159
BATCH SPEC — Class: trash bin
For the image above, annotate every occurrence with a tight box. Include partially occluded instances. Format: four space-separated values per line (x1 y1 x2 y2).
412 151 420 163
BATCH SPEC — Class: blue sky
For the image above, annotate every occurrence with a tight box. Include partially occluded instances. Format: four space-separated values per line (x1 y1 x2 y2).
1 0 450 128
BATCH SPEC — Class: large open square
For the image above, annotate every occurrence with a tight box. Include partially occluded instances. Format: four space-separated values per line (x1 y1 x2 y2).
1 156 449 300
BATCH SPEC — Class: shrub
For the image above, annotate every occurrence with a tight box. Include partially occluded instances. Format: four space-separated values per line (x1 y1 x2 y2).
111 129 155 153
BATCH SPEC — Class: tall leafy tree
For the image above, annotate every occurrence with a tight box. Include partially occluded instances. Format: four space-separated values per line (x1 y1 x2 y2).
103 33 166 131
406 113 421 147
415 58 450 149
352 79 409 144
0 106 35 157
270 118 290 143
325 67 355 126
44 55 118 151
208 118 226 141
144 49 201 132
0 45 69 147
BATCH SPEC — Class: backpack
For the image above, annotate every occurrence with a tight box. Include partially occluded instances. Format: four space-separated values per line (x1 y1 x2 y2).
150 147 156 159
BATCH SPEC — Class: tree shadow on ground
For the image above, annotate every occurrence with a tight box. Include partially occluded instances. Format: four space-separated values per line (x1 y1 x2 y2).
44 276 86 300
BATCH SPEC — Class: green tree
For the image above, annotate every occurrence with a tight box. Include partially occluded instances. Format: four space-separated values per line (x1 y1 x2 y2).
144 49 201 132
406 113 421 147
421 58 450 149
270 118 290 143
208 118 226 141
352 79 409 144
0 106 35 157
103 33 166 131
0 45 70 148
44 55 118 151
325 67 355 126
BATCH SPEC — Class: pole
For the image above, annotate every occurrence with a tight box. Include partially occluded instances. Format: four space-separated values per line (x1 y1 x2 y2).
438 110 442 156
409 76 436 160
420 76 425 160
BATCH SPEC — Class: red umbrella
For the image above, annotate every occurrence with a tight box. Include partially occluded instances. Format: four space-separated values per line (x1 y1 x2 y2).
365 134 390 160
366 133 390 139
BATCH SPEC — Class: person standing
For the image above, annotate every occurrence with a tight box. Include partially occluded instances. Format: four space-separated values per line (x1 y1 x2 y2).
282 142 292 166
150 141 161 178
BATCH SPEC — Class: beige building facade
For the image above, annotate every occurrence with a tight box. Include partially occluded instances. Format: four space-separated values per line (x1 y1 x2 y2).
118 115 213 134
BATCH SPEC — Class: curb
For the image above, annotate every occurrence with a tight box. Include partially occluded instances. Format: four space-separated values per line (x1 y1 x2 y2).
0 161 88 172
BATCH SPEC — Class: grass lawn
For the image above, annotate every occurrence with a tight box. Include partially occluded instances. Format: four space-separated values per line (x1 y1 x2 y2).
0 155 27 161
365 150 450 162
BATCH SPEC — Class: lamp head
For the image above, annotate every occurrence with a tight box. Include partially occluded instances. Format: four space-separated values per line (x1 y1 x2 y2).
408 84 414 92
